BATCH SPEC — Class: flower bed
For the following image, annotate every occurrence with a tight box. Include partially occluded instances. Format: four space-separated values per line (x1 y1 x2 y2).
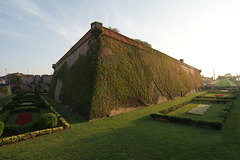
215 94 224 97
151 91 235 130
21 102 33 105
187 104 211 116
0 92 71 146
15 112 32 125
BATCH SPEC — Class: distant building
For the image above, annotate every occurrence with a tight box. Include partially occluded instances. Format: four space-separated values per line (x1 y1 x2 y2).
1 73 52 92
0 78 6 85
201 76 217 90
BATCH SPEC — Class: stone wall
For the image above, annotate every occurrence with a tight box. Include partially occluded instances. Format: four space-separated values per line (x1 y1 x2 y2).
51 22 203 120
0 85 12 99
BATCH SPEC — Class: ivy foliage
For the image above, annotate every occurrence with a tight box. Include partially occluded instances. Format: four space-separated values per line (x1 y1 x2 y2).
89 36 203 119
49 36 100 120
49 31 203 120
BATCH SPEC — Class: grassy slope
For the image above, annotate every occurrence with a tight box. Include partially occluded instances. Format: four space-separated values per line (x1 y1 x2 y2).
0 91 240 160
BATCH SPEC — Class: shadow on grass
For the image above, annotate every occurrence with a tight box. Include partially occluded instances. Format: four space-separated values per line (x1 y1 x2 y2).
42 95 86 124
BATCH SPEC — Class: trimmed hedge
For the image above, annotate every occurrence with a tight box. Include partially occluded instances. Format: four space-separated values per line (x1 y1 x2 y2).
151 113 223 130
2 102 17 111
4 120 39 136
0 122 4 136
39 113 58 129
151 98 234 130
0 127 64 146
191 98 230 104
158 99 192 114
0 93 71 146
34 100 46 108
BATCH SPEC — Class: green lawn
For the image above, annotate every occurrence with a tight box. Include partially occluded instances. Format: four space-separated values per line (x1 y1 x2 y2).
0 91 240 160
167 103 199 115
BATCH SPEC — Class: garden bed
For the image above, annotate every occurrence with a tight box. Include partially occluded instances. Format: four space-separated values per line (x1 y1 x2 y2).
0 92 70 146
187 104 211 115
15 112 32 125
151 90 236 130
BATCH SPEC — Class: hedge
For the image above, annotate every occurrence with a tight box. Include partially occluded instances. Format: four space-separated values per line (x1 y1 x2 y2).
158 99 192 114
2 102 17 111
0 110 11 122
0 122 4 137
0 127 64 146
4 120 39 135
191 98 230 104
0 94 71 146
151 113 223 130
151 100 233 130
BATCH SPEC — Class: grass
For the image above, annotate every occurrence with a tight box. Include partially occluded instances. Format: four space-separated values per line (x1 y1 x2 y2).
167 103 198 115
42 95 85 124
0 91 240 159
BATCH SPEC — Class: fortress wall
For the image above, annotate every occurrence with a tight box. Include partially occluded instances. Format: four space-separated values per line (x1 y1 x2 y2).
50 22 203 120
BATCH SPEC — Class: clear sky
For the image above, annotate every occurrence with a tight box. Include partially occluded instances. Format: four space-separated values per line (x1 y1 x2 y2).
1 0 240 78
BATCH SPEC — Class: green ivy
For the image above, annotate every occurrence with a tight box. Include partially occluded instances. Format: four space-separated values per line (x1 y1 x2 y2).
49 31 203 120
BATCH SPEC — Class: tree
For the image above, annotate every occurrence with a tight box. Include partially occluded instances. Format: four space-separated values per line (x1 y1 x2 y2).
108 26 119 33
134 39 152 47
10 73 22 85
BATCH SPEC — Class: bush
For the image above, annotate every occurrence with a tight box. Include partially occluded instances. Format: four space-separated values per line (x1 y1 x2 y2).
0 122 4 136
0 110 11 122
39 113 58 129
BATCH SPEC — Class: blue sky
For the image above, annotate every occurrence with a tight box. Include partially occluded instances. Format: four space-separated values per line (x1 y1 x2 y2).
1 0 240 78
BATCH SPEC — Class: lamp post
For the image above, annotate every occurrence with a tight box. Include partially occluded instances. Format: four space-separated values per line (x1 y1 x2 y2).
5 68 7 76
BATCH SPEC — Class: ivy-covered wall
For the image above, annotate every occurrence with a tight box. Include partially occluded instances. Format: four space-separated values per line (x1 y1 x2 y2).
89 35 203 119
49 35 100 120
50 23 203 120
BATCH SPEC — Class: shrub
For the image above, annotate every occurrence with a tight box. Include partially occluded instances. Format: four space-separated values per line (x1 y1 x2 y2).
0 122 4 136
39 113 58 129
0 110 11 122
